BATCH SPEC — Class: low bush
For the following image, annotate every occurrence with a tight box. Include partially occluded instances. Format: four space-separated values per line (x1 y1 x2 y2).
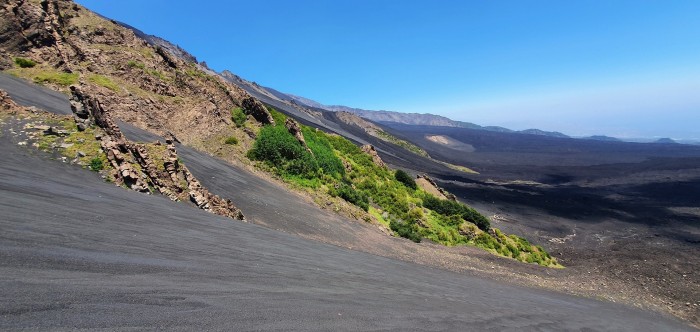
247 125 305 166
224 136 238 145
423 194 490 231
14 57 36 68
89 157 104 171
390 220 421 243
331 183 369 211
395 169 417 190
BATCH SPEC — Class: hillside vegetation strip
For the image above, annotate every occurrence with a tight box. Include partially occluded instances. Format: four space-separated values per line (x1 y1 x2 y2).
247 107 560 267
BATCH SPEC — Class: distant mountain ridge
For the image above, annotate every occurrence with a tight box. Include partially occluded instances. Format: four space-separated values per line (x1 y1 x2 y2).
274 89 572 138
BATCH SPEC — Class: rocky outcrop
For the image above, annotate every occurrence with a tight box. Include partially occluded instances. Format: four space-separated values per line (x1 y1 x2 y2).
1 0 259 144
361 144 386 168
0 1 55 53
285 118 312 154
69 86 245 220
242 97 275 125
416 174 456 201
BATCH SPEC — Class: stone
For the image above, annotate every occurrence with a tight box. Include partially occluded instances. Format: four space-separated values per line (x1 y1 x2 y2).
241 97 275 125
285 118 312 154
361 144 386 168
44 126 70 136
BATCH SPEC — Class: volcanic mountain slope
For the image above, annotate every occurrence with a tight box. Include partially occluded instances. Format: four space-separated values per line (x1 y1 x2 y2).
1 0 560 267
1 108 695 330
1 57 697 332
2 0 699 327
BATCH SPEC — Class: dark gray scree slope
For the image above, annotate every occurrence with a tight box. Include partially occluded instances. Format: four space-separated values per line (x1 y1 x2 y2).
0 74 694 331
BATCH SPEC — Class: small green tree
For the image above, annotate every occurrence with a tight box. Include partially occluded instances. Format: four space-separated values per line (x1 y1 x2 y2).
395 169 417 190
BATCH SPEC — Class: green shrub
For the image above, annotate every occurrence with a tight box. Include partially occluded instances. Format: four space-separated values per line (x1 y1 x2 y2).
395 169 417 190
286 152 319 178
231 107 246 127
224 136 238 145
331 183 369 211
89 157 104 171
390 220 421 243
302 127 344 178
14 57 36 68
423 194 490 231
248 125 305 165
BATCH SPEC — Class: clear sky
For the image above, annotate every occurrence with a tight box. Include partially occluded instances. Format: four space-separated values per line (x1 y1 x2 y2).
76 0 700 139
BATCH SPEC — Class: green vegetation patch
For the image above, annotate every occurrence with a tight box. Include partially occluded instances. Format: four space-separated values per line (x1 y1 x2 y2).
14 57 36 68
244 107 559 267
224 136 238 145
33 71 79 87
88 74 119 92
376 130 429 157
395 169 417 190
127 60 146 70
422 194 490 231
230 107 246 127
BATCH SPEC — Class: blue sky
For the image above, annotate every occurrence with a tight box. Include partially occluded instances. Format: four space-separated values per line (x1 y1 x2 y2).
76 1 700 139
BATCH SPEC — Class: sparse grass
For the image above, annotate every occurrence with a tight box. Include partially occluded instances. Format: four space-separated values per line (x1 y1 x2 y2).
127 60 145 70
224 136 238 145
147 68 168 81
32 71 78 87
376 130 429 157
231 107 246 127
435 160 479 174
88 74 120 92
369 206 391 229
143 143 169 172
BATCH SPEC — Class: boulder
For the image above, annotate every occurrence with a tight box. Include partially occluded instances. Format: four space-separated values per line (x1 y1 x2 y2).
241 97 275 125
285 118 312 154
361 144 386 168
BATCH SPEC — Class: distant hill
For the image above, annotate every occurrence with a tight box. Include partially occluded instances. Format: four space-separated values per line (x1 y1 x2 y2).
279 91 570 138
519 129 570 138
654 138 678 144
583 135 621 142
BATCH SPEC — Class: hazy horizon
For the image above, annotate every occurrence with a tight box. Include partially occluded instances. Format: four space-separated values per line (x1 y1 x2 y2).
76 0 700 140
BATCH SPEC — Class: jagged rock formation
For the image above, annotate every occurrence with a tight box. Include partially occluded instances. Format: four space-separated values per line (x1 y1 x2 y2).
69 86 245 220
242 96 275 125
285 118 312 154
416 174 456 201
361 144 386 168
